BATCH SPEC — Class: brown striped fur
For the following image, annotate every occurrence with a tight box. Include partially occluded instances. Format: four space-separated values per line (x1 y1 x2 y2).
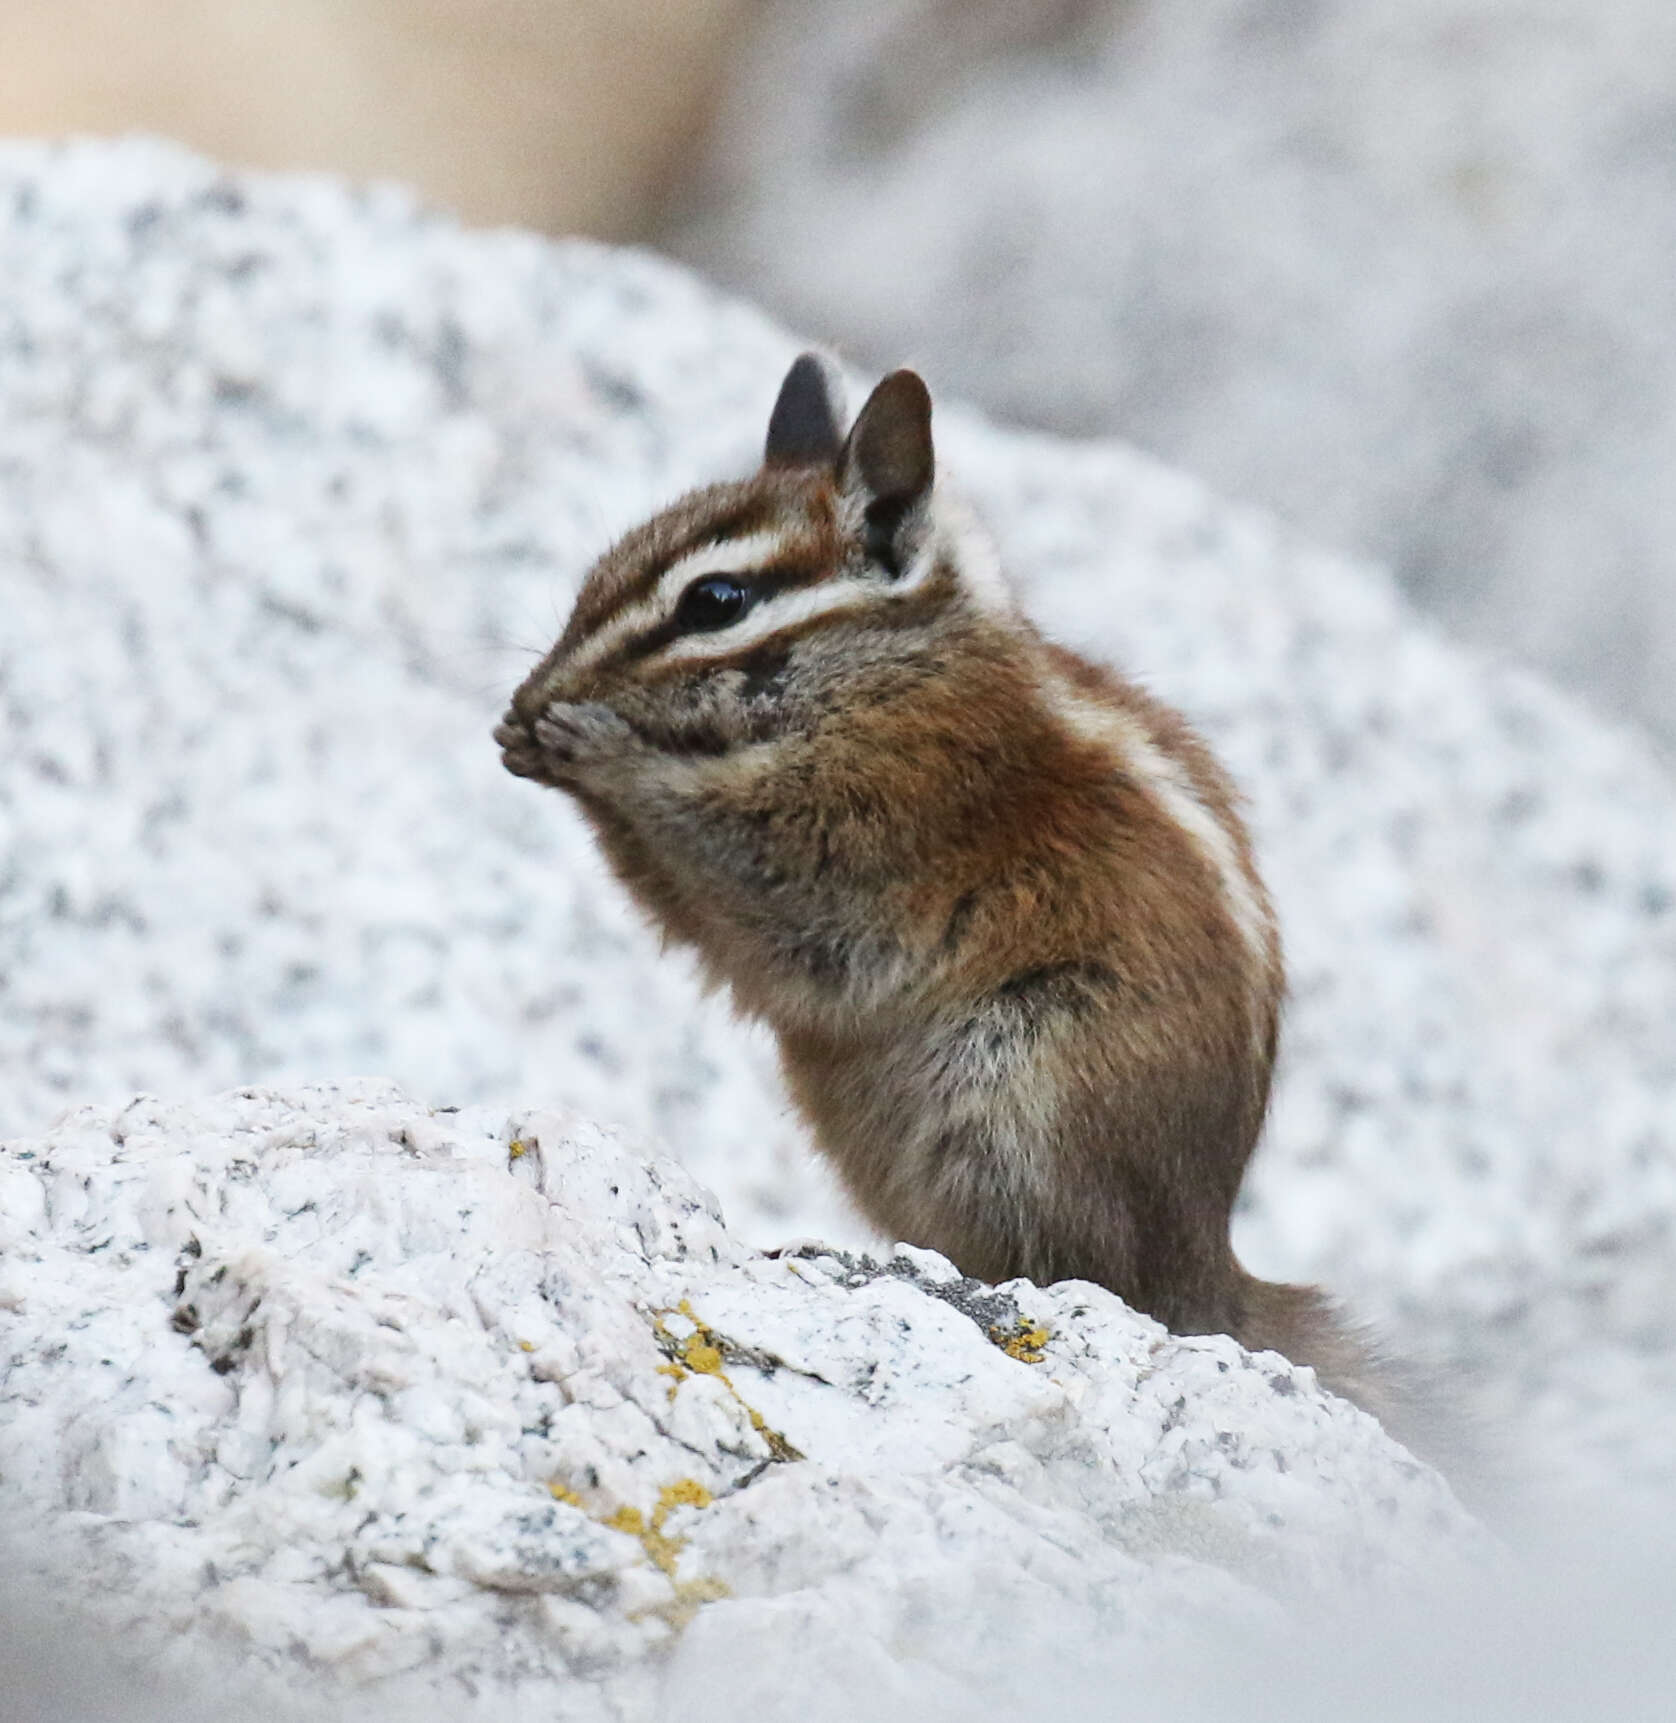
498 356 1404 1433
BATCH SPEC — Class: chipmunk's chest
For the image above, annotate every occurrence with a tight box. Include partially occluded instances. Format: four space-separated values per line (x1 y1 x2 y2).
778 974 1092 1191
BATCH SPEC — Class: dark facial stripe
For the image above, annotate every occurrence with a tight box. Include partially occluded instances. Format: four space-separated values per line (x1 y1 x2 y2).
625 569 964 689
590 549 839 673
559 491 780 651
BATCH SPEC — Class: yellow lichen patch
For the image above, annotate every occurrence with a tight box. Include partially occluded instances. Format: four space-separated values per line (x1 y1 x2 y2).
607 1504 647 1538
639 1523 687 1578
990 1319 1051 1363
657 1478 712 1517
647 1482 732 1625
606 1478 715 1580
508 1138 527 1159
615 1506 682 1578
549 1479 730 1631
679 1333 724 1375
518 1339 535 1352
661 1574 731 1631
746 1405 803 1463
650 1303 805 1463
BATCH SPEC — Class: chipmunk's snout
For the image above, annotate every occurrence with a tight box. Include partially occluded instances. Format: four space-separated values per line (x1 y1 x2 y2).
497 652 579 778
507 671 555 728
506 648 589 729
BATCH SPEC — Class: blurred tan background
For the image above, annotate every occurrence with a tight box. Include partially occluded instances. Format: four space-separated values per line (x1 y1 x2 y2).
0 0 745 238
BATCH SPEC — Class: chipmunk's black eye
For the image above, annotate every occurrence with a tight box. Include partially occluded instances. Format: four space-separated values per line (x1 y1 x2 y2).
675 575 752 633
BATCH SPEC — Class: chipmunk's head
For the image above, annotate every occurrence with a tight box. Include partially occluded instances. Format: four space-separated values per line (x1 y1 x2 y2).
498 354 1015 784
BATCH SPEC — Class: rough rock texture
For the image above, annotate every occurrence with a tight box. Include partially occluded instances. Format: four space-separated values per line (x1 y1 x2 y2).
663 0 1676 745
0 137 1674 1518
0 1083 1482 1718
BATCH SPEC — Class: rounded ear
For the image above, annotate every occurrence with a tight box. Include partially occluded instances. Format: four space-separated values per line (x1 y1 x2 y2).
840 369 934 576
765 352 846 469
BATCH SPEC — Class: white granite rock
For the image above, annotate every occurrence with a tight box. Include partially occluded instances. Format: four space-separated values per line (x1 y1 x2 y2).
0 1082 1482 1718
0 135 1673 1519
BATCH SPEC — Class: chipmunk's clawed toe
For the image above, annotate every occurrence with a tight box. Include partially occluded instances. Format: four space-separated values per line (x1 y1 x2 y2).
493 714 546 780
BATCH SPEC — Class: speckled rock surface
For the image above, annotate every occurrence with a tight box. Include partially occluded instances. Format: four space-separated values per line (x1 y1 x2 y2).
0 136 1673 1522
0 1083 1482 1718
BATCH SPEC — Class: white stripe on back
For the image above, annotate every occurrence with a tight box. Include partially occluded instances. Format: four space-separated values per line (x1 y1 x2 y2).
1047 677 1274 976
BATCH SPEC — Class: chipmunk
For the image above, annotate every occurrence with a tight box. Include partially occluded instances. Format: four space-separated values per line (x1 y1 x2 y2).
497 354 1390 1420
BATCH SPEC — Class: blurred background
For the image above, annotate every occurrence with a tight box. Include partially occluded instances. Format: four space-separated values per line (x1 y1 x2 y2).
4 0 1673 750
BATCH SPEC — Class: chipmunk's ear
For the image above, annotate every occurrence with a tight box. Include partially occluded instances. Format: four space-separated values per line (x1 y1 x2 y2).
840 369 934 577
765 352 846 469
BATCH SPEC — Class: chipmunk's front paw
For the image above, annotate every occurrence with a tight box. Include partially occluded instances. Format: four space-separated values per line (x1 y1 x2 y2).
496 700 640 786
532 701 638 763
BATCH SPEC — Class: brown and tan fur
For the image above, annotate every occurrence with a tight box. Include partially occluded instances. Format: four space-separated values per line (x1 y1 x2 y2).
498 355 1392 1422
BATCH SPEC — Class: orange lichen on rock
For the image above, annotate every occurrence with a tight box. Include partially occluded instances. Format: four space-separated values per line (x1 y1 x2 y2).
651 1302 805 1461
990 1319 1051 1364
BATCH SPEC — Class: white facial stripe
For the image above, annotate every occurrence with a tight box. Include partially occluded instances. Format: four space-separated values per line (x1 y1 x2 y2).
1050 681 1274 975
651 529 792 614
655 526 967 667
654 572 887 667
561 529 795 677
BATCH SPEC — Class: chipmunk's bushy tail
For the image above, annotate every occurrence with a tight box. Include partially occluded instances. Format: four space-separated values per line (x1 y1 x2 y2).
1234 1270 1454 1471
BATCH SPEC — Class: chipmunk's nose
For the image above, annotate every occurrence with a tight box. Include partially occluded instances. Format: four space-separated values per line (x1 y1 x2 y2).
509 648 587 724
508 660 570 726
508 680 546 727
